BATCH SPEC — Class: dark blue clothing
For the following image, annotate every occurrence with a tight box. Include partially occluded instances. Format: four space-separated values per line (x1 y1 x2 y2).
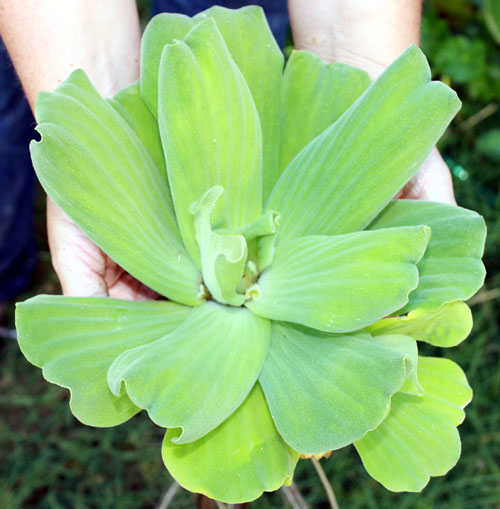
0 1 288 301
0 39 37 301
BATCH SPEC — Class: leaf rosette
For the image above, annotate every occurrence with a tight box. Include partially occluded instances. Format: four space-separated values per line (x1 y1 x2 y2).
16 6 486 504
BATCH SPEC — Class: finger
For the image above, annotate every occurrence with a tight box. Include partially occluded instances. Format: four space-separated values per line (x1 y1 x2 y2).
47 197 109 297
398 147 457 205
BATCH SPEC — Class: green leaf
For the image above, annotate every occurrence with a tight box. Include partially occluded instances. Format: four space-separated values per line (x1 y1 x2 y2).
246 226 429 333
15 295 191 427
267 45 461 242
190 187 247 306
107 301 270 443
196 6 284 199
368 200 486 312
279 50 370 174
373 335 423 396
162 383 299 504
476 128 500 161
417 356 472 426
367 301 473 348
140 13 194 116
485 0 500 45
355 356 472 492
158 18 263 263
30 70 202 306
109 82 168 184
140 7 283 198
259 323 407 454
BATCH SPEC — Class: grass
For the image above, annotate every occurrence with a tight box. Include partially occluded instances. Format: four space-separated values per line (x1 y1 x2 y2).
1 2 500 508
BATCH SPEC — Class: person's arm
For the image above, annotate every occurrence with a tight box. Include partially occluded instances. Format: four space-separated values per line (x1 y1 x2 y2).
0 1 150 299
0 0 141 105
287 0 456 204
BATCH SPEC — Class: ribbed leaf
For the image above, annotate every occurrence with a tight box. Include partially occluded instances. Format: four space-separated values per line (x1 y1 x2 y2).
259 323 407 454
367 301 473 347
162 383 298 503
140 6 282 198
107 301 270 443
109 82 168 184
197 6 283 199
158 19 262 263
373 335 423 396
15 295 190 427
191 187 247 306
30 70 201 305
247 226 429 333
368 199 486 312
267 45 461 242
140 13 194 116
355 357 472 492
279 50 370 173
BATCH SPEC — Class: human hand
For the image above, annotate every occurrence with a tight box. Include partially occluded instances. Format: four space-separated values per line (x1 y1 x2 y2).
287 0 457 206
47 198 158 300
396 147 456 204
0 1 143 299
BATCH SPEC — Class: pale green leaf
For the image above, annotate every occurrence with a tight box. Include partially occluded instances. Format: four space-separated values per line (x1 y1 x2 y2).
259 323 407 454
162 383 299 504
246 226 429 333
373 335 423 396
416 356 472 426
140 6 283 197
190 187 247 306
355 356 472 492
109 82 168 184
367 301 473 347
140 13 194 116
107 302 270 443
268 45 461 242
234 210 280 242
15 295 190 427
30 70 201 306
158 19 262 263
195 6 283 198
279 50 370 173
368 199 486 312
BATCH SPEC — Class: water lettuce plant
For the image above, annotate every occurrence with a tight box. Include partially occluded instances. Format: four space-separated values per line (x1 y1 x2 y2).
15 6 486 504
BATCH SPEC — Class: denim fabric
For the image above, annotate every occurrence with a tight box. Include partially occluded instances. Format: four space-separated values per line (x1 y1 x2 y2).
152 0 289 48
0 38 37 301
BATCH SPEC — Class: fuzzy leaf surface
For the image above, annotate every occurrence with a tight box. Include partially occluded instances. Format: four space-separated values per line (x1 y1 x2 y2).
16 295 191 426
140 6 282 197
107 302 270 443
268 45 461 242
162 384 298 504
197 6 283 198
247 226 429 333
279 50 370 173
30 70 201 305
368 199 486 312
355 357 472 492
140 13 194 116
158 19 262 263
109 82 168 184
367 301 473 347
191 186 247 305
259 323 407 454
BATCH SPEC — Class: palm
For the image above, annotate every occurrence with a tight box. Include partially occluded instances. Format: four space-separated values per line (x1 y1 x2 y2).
47 198 158 300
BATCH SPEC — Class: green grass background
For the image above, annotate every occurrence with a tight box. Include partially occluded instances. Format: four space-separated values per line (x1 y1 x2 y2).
1 1 500 507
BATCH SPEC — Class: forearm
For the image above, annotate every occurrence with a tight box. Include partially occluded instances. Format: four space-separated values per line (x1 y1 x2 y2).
0 0 141 110
287 0 421 79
